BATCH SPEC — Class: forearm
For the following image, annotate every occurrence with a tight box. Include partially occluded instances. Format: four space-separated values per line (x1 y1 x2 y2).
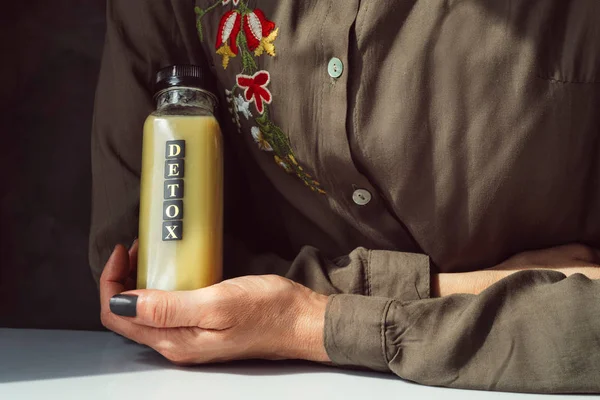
431 270 506 297
434 267 600 298
432 244 600 297
325 270 600 393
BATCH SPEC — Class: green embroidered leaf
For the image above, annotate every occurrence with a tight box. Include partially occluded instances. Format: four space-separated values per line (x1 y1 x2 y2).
197 22 204 42
237 34 258 74
204 0 224 14
255 111 268 126
194 1 222 43
269 126 293 156
254 109 325 193
206 5 325 194
238 1 251 14
195 7 205 42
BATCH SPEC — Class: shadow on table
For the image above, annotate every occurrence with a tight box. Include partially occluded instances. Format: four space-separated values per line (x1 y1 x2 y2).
0 330 159 383
0 329 399 384
134 349 401 381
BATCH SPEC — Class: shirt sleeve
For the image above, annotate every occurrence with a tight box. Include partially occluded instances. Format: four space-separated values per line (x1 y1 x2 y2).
89 3 600 394
324 270 600 393
89 0 433 304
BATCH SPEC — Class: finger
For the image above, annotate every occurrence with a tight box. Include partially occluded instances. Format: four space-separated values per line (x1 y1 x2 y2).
100 248 166 342
125 277 136 291
129 239 139 275
100 245 147 338
521 244 598 265
100 245 131 314
558 244 600 263
105 309 170 347
99 245 184 350
127 239 139 290
110 289 207 328
586 246 600 264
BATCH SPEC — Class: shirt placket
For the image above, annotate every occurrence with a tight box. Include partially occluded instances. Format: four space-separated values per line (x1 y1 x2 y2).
315 0 422 254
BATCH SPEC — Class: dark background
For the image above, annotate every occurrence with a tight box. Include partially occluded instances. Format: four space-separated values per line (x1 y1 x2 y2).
0 1 106 330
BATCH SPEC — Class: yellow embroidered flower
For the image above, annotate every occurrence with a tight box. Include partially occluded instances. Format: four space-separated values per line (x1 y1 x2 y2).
289 154 305 171
274 155 292 173
243 10 278 58
215 10 241 69
195 5 326 194
313 181 325 194
254 28 278 57
216 44 236 69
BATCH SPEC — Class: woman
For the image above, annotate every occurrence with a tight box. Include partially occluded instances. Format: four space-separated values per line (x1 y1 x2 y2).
90 0 600 393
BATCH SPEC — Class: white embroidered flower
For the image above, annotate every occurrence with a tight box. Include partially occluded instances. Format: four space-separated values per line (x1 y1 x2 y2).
251 127 273 151
225 89 234 106
227 93 241 132
222 0 240 6
234 94 252 120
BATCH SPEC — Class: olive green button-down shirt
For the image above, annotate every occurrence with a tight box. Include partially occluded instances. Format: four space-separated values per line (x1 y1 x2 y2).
90 0 600 393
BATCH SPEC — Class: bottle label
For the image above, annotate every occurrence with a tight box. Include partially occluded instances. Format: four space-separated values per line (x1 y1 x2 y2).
162 140 185 241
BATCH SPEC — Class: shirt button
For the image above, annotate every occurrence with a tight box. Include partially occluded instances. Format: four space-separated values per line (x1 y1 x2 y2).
352 189 372 206
328 57 344 78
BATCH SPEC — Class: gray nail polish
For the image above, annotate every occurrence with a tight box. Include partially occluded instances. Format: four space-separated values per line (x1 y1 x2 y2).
110 295 138 317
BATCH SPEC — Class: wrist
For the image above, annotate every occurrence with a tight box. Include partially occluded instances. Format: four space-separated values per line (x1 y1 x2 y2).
284 287 330 362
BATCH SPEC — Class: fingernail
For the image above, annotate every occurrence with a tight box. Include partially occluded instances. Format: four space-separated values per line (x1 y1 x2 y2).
129 238 138 250
110 294 138 317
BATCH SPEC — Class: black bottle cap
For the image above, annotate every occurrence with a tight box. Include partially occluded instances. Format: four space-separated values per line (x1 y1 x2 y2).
154 65 206 94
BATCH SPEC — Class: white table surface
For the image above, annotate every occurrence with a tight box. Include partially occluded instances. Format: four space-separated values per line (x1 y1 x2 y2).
0 329 594 400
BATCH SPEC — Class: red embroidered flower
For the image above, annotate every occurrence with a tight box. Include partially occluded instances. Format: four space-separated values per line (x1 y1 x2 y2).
215 10 241 68
236 71 272 114
243 9 279 56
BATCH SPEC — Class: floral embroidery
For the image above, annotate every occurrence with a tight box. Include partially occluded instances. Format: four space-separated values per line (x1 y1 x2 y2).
243 10 279 57
234 94 252 120
215 10 241 69
251 126 273 151
274 155 292 173
236 71 272 114
195 1 325 194
225 89 241 132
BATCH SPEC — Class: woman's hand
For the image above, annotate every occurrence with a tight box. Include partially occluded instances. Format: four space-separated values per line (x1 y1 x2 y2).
100 244 330 365
433 243 600 297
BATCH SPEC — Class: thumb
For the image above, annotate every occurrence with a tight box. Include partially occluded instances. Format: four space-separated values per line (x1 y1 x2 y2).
110 289 203 328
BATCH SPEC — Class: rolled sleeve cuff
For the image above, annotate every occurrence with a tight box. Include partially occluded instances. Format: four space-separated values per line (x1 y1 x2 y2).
324 294 392 372
367 250 430 301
